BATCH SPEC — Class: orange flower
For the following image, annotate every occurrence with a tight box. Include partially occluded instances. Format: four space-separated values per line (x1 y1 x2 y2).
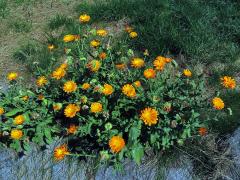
129 31 138 38
53 103 62 111
122 84 136 98
144 68 156 79
74 35 80 41
64 104 80 118
67 124 78 134
131 58 145 68
97 29 108 37
153 56 166 71
212 97 224 110
183 69 192 77
48 44 55 51
81 83 91 90
54 144 70 161
22 96 29 101
93 86 101 92
36 76 48 87
79 14 91 23
13 115 25 125
11 129 23 140
7 72 18 81
102 84 114 96
38 94 44 100
63 34 75 42
90 102 103 113
165 57 172 63
99 52 107 60
87 60 101 72
90 40 100 47
198 127 207 136
140 107 159 126
115 63 126 70
0 107 4 115
63 81 77 93
133 81 141 87
220 76 236 89
52 67 66 80
125 25 133 33
109 136 125 153
60 63 68 69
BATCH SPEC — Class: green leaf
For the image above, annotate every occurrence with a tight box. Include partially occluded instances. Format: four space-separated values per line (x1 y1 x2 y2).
5 108 23 117
23 113 31 123
132 143 144 165
23 142 31 153
10 140 21 152
227 108 233 116
44 128 53 144
128 121 141 143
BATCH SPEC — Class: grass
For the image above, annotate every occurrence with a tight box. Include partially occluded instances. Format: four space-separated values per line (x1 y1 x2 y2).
75 0 240 64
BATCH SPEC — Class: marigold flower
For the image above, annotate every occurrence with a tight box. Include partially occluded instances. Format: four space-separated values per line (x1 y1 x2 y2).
60 63 68 69
93 86 101 92
90 40 100 47
7 72 18 81
109 136 125 153
122 84 136 98
140 107 159 126
64 104 80 118
54 144 70 161
131 58 145 68
129 31 138 38
82 83 91 90
220 76 236 89
133 81 141 87
48 44 55 51
115 63 126 70
99 52 107 60
0 107 4 115
183 69 192 77
153 56 166 71
80 96 88 104
63 34 75 42
79 14 91 23
13 115 25 125
125 25 133 33
53 103 62 111
90 102 103 113
36 76 48 87
74 35 80 41
165 57 172 63
87 60 101 72
38 94 44 100
63 81 77 93
198 127 207 136
144 68 156 79
67 124 78 134
97 29 108 37
22 96 29 101
212 97 224 110
52 67 66 80
11 129 23 140
102 84 114 96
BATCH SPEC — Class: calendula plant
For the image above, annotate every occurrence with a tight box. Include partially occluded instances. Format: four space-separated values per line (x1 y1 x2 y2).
0 14 236 166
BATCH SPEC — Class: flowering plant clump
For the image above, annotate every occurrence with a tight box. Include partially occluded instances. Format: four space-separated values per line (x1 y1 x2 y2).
0 14 235 165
